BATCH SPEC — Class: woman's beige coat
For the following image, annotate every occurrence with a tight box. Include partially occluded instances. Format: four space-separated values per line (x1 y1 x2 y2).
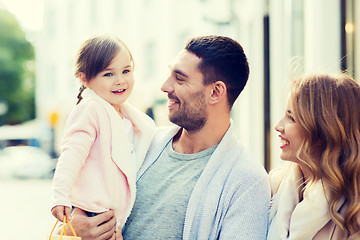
267 164 349 240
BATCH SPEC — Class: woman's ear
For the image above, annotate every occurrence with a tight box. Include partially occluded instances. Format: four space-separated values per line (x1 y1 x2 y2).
78 72 89 88
209 81 226 105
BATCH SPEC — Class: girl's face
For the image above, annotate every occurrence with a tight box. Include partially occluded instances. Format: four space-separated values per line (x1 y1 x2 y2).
81 49 134 114
275 97 306 163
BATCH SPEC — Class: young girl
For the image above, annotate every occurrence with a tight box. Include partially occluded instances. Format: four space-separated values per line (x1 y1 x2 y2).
51 35 155 229
268 73 360 239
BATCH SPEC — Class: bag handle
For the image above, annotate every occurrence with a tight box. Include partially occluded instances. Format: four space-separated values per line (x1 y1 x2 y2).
49 216 78 240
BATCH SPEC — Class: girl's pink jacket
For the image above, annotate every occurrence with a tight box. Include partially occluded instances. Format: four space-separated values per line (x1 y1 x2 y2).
51 90 155 225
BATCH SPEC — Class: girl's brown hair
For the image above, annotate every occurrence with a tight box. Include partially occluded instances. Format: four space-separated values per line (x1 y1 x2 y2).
74 35 133 104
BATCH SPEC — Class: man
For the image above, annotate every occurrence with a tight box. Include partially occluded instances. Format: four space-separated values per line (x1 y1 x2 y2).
69 35 270 240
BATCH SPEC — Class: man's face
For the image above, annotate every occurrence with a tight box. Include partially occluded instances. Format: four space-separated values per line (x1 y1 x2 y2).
161 50 209 132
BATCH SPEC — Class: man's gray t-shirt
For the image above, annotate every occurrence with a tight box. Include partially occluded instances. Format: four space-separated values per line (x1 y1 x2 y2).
122 139 217 240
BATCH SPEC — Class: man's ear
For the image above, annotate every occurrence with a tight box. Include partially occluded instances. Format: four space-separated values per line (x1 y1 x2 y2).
209 81 226 104
78 72 89 88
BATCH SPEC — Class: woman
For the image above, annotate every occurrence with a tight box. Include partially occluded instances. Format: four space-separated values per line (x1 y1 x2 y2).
268 73 360 239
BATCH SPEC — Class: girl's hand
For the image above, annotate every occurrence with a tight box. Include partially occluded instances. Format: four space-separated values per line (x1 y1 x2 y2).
51 205 72 222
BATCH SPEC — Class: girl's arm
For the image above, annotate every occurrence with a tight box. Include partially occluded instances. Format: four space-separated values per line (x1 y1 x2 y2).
52 101 99 209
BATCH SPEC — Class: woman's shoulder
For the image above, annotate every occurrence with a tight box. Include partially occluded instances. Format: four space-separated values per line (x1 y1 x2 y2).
268 166 289 196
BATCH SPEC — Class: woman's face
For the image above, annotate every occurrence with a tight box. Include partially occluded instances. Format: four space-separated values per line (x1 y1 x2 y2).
275 97 307 164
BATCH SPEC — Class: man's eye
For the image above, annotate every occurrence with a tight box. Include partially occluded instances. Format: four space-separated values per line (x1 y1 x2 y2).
104 73 113 77
176 75 184 81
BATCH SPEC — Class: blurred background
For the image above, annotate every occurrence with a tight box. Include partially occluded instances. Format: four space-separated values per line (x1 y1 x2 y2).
0 0 359 239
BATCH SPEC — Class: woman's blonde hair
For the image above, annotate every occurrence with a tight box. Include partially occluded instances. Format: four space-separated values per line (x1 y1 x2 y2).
290 73 360 238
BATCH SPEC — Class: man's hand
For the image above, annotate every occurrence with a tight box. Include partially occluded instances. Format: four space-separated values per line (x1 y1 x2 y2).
67 208 118 240
115 230 123 240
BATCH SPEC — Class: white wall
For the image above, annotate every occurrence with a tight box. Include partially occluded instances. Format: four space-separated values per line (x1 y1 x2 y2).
269 0 342 170
34 0 349 169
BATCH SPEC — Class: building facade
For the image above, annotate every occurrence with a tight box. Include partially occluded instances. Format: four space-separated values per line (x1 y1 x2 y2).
35 0 360 170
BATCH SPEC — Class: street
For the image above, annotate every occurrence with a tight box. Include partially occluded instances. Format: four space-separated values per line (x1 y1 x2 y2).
0 179 55 239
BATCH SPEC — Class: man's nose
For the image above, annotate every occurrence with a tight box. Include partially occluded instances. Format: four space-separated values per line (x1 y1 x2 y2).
161 76 173 93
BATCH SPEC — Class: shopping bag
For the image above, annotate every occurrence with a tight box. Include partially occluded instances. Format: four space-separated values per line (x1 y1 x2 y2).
48 216 81 240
